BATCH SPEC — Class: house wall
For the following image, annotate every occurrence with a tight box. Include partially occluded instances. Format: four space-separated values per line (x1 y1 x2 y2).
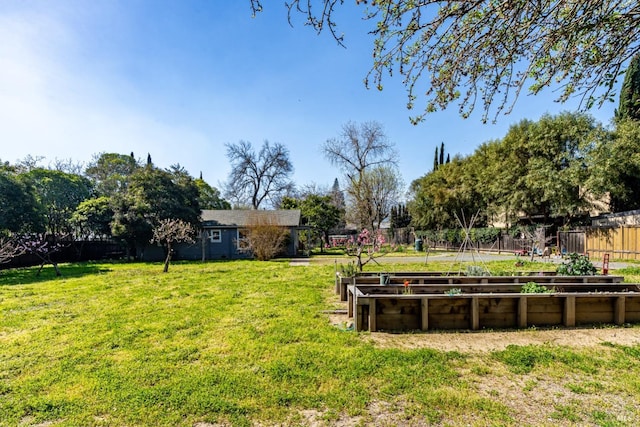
178 228 252 260
172 227 299 261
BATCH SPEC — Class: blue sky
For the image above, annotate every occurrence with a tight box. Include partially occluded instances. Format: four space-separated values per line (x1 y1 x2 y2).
1 1 620 197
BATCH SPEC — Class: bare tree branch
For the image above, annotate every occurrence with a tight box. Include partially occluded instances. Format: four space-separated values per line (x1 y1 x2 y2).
224 140 295 209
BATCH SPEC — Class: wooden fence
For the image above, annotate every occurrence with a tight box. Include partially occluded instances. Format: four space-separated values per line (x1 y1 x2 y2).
585 226 640 260
423 226 640 260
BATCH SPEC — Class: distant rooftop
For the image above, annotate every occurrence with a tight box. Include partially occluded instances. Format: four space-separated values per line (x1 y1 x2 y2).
201 209 302 227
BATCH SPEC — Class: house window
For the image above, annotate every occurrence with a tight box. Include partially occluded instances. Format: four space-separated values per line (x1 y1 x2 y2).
236 229 250 253
207 229 221 243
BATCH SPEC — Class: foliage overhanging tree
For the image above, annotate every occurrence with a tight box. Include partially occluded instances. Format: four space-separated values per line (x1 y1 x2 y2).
251 0 640 123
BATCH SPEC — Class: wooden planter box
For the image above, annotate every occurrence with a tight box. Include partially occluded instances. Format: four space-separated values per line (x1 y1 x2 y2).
337 273 623 302
348 283 639 332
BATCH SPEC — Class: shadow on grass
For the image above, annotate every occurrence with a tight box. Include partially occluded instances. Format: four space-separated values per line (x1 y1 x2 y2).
0 262 113 286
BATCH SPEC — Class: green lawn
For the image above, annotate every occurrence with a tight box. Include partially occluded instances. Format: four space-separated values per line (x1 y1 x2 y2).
1 260 640 426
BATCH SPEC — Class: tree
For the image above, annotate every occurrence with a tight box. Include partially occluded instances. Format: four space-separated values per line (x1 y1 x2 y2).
0 171 42 233
616 53 640 122
390 203 412 243
409 157 486 230
301 194 343 251
151 218 196 272
330 178 345 210
21 169 93 236
18 234 65 276
323 121 400 230
493 112 602 224
587 119 640 212
85 152 139 197
71 196 114 239
252 1 640 123
224 140 294 209
0 235 25 266
111 167 201 259
409 112 606 229
195 177 231 210
357 165 404 231
345 228 387 272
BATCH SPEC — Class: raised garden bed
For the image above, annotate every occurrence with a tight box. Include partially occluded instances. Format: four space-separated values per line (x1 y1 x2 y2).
336 272 623 301
347 282 639 332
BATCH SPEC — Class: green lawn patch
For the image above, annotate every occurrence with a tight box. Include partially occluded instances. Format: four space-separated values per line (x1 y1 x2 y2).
1 260 639 426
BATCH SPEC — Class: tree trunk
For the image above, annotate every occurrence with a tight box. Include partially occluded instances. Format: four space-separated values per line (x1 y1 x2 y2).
163 243 172 273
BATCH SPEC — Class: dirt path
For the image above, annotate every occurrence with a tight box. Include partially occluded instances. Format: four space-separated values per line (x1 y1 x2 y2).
365 326 640 352
327 313 640 352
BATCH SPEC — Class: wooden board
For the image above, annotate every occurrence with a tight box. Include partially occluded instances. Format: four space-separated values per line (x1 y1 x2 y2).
575 297 615 324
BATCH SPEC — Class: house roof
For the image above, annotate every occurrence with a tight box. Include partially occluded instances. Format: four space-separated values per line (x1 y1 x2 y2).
201 209 302 227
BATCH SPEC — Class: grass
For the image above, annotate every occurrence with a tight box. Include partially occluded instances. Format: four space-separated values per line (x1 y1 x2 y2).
1 260 640 426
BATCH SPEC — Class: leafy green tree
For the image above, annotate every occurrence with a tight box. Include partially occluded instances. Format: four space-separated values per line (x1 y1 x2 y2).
616 53 640 123
300 194 342 251
111 167 201 259
0 171 42 233
85 152 139 197
481 112 602 225
390 203 412 243
281 193 342 251
390 204 411 229
252 1 639 123
587 119 640 212
409 157 486 230
71 196 114 239
21 169 93 236
195 177 231 210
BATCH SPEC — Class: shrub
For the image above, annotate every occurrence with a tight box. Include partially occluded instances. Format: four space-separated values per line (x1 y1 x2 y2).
339 261 357 277
238 214 289 261
556 253 597 276
466 265 489 276
521 281 553 294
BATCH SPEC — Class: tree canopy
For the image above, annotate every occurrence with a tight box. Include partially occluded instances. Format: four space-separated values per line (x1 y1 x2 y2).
85 152 139 197
252 1 640 123
111 166 201 258
21 169 93 236
616 53 640 122
408 111 610 229
0 171 42 233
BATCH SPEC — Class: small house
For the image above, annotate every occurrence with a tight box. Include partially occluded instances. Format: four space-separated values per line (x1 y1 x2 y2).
196 209 305 260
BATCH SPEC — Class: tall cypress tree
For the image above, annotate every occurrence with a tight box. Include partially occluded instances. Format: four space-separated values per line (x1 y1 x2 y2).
616 53 640 122
433 146 439 171
439 142 445 165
